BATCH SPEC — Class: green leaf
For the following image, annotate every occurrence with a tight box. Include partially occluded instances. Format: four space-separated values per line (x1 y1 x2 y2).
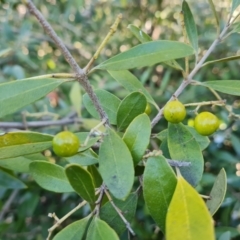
0 169 27 189
123 113 151 165
66 148 98 166
202 55 240 67
143 156 177 232
100 193 138 236
182 1 198 55
218 231 231 240
83 90 121 125
65 164 96 203
108 70 156 106
0 78 68 118
70 82 82 117
168 123 204 186
53 216 90 240
30 161 73 193
87 165 103 188
127 24 152 43
0 132 53 159
94 41 194 70
117 92 147 131
86 217 119 240
157 126 210 151
166 176 215 240
99 128 134 200
75 132 101 152
202 80 240 96
231 0 240 14
0 153 47 172
206 168 227 216
207 0 220 34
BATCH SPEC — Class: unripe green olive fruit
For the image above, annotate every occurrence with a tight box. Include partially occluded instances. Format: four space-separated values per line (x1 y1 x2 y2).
52 131 80 157
163 100 186 123
144 103 152 115
194 112 220 136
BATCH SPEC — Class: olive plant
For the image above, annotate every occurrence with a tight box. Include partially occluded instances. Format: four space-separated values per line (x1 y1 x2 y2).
1 0 240 239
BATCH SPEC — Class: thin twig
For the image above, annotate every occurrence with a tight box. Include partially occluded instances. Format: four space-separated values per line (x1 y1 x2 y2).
24 0 109 126
104 189 136 236
94 184 106 216
184 100 226 107
151 20 232 128
0 189 19 221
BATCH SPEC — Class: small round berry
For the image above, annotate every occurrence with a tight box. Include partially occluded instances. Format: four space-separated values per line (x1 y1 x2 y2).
144 103 152 115
194 112 219 136
52 131 80 157
163 100 186 123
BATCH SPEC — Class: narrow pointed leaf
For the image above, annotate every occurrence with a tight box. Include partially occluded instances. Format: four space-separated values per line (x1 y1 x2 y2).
143 156 177 232
203 55 240 67
231 0 240 14
94 41 194 70
99 128 134 200
86 217 119 240
0 169 27 189
157 126 210 151
127 24 152 43
87 165 103 188
83 90 121 125
182 1 198 55
30 161 73 193
166 176 215 240
0 78 68 118
66 148 98 166
0 132 53 159
108 70 155 105
206 168 227 216
53 216 90 240
117 92 147 131
65 164 96 203
207 0 220 34
70 82 82 117
100 193 138 235
123 113 151 165
202 80 240 96
168 123 204 186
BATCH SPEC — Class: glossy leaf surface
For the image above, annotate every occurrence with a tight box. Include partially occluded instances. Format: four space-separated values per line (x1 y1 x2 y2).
0 132 53 159
166 176 215 240
143 156 177 232
65 164 96 203
83 89 121 125
123 113 151 165
94 41 194 70
127 24 152 43
117 92 147 131
168 123 204 186
30 161 73 193
99 128 134 200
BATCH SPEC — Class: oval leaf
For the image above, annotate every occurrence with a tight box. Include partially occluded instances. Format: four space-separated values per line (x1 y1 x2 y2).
127 24 152 43
166 176 215 240
0 132 53 159
87 165 103 188
86 217 119 240
202 80 240 96
143 156 177 232
66 148 98 166
117 92 147 131
65 164 96 204
100 193 138 236
0 169 27 189
206 168 227 216
182 1 198 55
53 216 90 240
83 89 121 125
218 231 231 240
99 128 134 200
123 113 151 165
30 161 73 193
168 123 204 186
0 78 68 118
94 41 194 70
108 70 155 106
